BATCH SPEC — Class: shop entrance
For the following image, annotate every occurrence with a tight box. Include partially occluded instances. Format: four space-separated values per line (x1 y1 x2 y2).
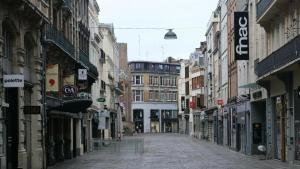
133 109 144 133
251 101 266 155
150 110 160 133
294 90 300 161
274 95 286 161
5 88 19 169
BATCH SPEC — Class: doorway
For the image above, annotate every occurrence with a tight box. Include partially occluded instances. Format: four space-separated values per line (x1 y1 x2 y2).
133 109 144 133
5 88 19 169
73 119 77 158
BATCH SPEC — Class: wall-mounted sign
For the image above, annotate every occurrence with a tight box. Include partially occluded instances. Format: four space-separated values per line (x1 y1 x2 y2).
234 12 249 60
24 106 41 114
78 69 87 80
63 74 75 86
97 98 106 102
189 101 196 109
46 64 59 91
217 99 224 106
62 85 77 97
3 74 24 88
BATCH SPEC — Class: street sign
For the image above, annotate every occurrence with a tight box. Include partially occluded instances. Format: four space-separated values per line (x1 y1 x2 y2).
97 98 106 102
3 74 24 88
78 69 87 80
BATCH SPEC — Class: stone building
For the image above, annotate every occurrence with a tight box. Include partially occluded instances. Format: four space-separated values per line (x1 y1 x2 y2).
44 0 98 166
0 0 49 168
255 0 300 163
130 61 180 133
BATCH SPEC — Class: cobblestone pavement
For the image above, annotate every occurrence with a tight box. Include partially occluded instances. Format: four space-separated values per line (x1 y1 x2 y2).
49 134 300 169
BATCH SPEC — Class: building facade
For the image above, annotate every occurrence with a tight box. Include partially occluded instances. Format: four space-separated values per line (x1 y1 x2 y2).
117 43 132 135
130 61 180 133
255 0 300 163
0 0 49 168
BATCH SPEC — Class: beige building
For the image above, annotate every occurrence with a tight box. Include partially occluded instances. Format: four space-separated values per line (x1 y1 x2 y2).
99 23 123 140
130 61 180 133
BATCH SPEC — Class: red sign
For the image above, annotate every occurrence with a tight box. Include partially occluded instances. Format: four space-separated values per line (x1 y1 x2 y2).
189 101 196 109
217 99 224 105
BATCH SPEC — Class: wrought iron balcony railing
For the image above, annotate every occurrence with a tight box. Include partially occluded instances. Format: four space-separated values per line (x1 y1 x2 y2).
45 24 75 59
79 50 99 79
256 35 300 78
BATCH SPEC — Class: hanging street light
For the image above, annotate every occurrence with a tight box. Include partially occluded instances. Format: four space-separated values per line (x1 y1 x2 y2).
164 29 177 40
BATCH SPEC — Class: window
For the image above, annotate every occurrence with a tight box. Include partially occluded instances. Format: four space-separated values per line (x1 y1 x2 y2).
185 66 189 78
101 80 106 91
185 81 189 95
149 90 159 101
135 63 143 70
3 25 13 74
132 75 144 85
132 90 144 102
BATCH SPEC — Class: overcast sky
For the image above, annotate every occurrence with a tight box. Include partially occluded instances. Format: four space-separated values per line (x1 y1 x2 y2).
97 0 219 62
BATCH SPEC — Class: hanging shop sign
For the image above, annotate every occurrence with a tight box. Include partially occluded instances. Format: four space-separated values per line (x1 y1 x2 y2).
78 69 87 80
3 74 24 88
46 64 59 92
234 11 249 60
97 98 106 102
62 85 78 97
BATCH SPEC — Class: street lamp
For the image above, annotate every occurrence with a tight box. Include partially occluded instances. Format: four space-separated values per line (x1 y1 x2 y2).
164 29 177 40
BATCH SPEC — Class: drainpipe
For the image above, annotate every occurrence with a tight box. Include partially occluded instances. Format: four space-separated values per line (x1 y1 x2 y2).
40 22 47 169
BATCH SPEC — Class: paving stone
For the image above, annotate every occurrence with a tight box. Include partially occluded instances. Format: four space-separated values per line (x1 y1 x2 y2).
48 134 300 169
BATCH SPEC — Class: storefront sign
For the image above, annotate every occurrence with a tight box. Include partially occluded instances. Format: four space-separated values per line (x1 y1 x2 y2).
3 74 24 88
234 12 249 60
97 98 106 102
46 64 59 92
62 85 77 97
24 106 41 114
78 69 87 80
217 99 224 106
252 91 262 100
63 74 75 85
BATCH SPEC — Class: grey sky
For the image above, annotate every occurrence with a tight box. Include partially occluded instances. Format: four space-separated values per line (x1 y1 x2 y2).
97 0 219 62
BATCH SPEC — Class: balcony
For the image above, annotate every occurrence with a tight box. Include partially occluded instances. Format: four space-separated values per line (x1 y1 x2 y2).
45 24 75 59
11 0 49 22
79 50 99 80
256 0 287 24
256 35 300 78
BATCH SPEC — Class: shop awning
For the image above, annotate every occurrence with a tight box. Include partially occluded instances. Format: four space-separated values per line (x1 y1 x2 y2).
239 83 261 90
47 96 92 113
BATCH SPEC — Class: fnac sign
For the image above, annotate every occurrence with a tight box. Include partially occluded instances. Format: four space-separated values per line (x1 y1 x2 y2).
234 12 249 60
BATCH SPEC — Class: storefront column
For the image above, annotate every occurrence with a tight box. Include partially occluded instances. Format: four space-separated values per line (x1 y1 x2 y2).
278 72 294 163
258 81 273 159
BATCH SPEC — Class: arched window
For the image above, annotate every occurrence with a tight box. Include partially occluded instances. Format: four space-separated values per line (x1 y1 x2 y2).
24 33 35 82
2 23 13 74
